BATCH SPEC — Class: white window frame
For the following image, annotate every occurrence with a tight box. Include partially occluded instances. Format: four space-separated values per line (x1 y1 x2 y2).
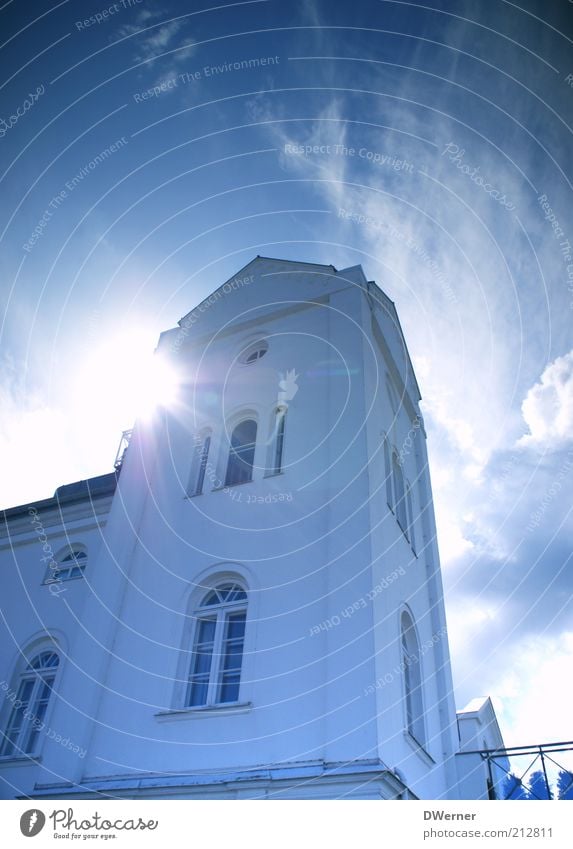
383 436 394 510
185 584 247 708
189 430 212 496
405 480 416 554
401 611 426 748
383 437 417 553
392 450 408 536
0 650 60 758
266 406 287 476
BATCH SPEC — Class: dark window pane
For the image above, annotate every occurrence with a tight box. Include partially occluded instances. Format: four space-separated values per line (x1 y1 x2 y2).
187 679 209 707
31 652 59 670
25 728 40 754
186 619 216 707
201 590 220 606
393 456 408 532
219 677 240 703
217 612 246 703
383 440 393 509
226 421 257 485
193 650 213 675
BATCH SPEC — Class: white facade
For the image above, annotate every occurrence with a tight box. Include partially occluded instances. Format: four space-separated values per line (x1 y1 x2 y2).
0 257 504 800
456 698 509 801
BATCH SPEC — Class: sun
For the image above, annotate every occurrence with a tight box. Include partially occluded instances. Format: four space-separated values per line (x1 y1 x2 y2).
76 327 180 427
138 347 180 418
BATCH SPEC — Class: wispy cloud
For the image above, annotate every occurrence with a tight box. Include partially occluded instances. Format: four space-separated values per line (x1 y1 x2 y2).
114 9 195 68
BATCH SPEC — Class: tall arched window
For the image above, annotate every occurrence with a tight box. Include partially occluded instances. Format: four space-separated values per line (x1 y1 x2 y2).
270 407 286 475
401 612 425 746
186 583 247 707
406 481 416 553
192 432 211 495
383 437 393 509
392 452 408 534
225 419 257 486
0 650 59 757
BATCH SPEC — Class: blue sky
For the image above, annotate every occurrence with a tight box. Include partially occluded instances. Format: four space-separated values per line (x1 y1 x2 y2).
1 0 572 766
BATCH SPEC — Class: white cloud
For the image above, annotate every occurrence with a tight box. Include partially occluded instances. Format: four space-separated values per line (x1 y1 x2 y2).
519 350 573 449
0 360 81 507
495 632 573 766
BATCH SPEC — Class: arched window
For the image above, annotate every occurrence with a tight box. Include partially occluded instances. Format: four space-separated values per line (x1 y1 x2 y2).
186 583 247 707
0 650 59 757
401 612 425 746
383 437 393 509
239 339 268 365
392 452 408 534
192 432 211 495
406 481 416 553
45 546 87 584
225 419 257 486
386 376 398 413
270 407 287 475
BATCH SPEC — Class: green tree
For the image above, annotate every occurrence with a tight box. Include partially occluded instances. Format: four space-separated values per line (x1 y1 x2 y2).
556 769 573 800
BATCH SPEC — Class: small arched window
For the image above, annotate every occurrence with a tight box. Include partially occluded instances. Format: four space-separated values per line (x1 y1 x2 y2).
186 583 247 707
192 432 211 495
0 650 59 757
401 612 425 746
239 339 268 365
45 546 87 584
225 419 257 486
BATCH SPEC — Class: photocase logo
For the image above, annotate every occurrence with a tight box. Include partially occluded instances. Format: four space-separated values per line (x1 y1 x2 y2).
20 809 45 837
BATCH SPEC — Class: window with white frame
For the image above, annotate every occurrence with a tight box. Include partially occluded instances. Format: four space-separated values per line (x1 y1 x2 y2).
44 546 87 583
225 419 257 486
239 339 268 365
192 432 211 495
401 611 425 746
383 437 393 509
405 480 416 554
0 650 59 757
383 438 416 551
185 583 247 707
269 407 287 475
392 451 408 534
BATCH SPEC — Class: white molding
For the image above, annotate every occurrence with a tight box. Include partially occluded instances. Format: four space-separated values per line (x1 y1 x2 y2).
155 702 253 721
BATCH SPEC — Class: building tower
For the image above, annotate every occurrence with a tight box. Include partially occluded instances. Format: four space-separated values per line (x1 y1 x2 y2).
0 257 504 800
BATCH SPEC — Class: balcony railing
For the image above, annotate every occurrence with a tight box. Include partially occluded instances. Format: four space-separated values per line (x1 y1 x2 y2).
114 429 133 470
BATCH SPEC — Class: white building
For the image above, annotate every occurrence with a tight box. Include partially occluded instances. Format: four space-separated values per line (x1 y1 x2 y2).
0 257 505 800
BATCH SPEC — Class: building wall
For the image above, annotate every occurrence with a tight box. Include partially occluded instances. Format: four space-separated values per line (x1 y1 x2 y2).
0 487 114 798
74 263 382 780
0 258 485 800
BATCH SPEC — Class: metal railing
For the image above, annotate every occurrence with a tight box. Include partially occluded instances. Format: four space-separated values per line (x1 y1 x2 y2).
114 429 133 470
460 740 573 799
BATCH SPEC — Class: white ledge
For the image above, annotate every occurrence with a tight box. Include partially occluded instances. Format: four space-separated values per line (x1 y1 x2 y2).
154 702 253 721
0 754 42 768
